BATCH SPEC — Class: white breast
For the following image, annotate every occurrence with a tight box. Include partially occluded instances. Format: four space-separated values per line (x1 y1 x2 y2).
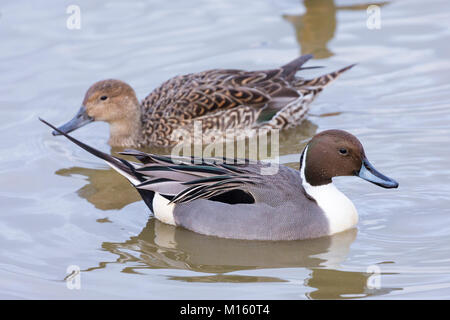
303 182 358 235
300 146 358 235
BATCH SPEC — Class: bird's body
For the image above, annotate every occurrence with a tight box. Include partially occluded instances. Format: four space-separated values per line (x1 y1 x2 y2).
42 119 398 241
168 164 332 240
53 55 354 147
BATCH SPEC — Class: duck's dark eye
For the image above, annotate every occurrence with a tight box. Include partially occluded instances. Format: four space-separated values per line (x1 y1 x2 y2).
100 96 108 101
339 148 348 155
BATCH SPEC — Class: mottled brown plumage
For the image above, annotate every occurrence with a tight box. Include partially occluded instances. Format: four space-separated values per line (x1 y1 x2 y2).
54 55 355 147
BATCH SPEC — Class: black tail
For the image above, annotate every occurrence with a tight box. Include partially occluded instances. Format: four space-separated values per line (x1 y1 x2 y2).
39 118 138 181
41 118 157 212
281 54 315 80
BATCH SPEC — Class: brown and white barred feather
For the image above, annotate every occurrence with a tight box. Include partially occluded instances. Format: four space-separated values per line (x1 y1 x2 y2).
138 56 354 147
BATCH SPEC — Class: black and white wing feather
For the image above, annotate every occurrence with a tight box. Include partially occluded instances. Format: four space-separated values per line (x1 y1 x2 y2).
41 118 261 205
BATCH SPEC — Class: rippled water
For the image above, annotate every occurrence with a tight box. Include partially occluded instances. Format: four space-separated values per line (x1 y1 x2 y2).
1 0 450 299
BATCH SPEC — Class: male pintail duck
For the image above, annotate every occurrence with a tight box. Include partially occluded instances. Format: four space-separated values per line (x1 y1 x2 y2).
52 55 354 147
42 119 398 241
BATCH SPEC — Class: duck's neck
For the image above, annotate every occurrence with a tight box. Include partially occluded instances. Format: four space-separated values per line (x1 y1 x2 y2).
300 145 358 235
108 109 142 148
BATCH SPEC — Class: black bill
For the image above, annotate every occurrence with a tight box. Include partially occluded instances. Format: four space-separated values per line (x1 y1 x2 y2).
358 158 399 189
52 106 93 136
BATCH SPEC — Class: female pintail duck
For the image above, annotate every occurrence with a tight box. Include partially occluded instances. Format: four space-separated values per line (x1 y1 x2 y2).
52 55 354 147
42 119 398 241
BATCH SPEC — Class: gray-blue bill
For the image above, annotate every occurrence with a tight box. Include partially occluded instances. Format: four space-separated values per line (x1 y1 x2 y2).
358 158 399 188
52 105 93 136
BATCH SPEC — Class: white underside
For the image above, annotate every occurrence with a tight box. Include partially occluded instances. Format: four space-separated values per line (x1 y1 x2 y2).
300 146 358 235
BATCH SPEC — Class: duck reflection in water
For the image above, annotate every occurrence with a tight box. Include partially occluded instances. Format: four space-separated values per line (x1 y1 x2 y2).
83 219 399 299
283 0 389 59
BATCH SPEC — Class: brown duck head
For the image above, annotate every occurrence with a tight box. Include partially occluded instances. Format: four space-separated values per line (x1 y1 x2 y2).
302 130 398 188
53 79 140 147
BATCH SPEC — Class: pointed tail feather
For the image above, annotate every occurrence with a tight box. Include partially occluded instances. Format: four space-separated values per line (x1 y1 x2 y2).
39 118 143 185
295 63 356 89
41 118 259 207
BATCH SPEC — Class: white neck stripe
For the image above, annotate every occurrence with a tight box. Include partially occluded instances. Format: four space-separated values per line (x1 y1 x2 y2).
300 145 310 189
300 145 358 235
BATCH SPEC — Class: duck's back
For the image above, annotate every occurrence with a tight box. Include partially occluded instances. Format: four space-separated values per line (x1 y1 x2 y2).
141 68 300 117
138 56 354 146
139 68 302 146
172 165 330 241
